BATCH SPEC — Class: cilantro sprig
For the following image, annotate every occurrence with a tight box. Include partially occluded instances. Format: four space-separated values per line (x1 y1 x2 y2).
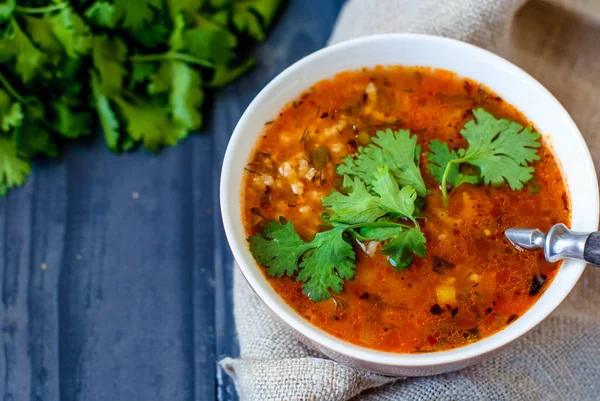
250 129 427 302
338 128 427 197
0 0 281 196
249 219 423 302
322 167 418 226
427 108 540 203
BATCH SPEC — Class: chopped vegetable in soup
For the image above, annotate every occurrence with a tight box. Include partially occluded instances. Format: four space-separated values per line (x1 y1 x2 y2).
242 66 569 353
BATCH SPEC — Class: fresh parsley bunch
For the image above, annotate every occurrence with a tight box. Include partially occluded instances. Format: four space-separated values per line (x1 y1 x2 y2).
0 0 281 196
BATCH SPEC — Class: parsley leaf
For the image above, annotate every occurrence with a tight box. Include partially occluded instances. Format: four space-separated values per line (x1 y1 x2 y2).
92 35 127 96
113 96 187 152
381 229 427 270
323 167 417 225
232 0 280 41
0 134 31 196
357 225 426 270
427 139 479 188
427 108 540 202
148 60 204 131
371 167 418 224
249 217 312 278
248 218 355 302
0 89 22 132
113 0 162 32
297 226 355 302
91 72 121 151
337 128 426 196
323 175 393 225
461 109 540 187
0 19 46 83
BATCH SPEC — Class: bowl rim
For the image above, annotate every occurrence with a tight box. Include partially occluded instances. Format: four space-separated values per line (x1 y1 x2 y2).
220 33 599 367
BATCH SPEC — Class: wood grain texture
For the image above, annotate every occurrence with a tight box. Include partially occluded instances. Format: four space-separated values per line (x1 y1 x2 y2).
0 1 344 400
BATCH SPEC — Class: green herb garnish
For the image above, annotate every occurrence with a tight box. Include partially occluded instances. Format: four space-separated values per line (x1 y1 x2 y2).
250 130 427 302
322 167 418 226
249 218 421 302
427 108 540 203
337 128 427 197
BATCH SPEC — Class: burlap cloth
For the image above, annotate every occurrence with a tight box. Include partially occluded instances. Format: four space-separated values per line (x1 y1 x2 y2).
220 0 600 399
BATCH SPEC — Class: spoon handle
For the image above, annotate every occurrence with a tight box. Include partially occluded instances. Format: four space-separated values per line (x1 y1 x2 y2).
583 232 600 266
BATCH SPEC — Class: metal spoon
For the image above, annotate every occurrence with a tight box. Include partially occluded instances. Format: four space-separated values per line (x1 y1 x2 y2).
505 223 600 266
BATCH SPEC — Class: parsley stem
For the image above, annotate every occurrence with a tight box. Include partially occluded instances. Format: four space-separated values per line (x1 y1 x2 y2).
15 3 68 14
346 221 414 231
130 52 214 68
0 72 24 103
440 157 467 206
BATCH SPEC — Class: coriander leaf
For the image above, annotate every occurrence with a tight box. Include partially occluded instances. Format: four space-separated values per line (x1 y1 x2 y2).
322 175 393 225
297 226 355 302
22 15 63 56
249 218 357 302
0 134 31 196
0 0 14 24
49 7 92 58
113 0 161 32
169 61 203 130
52 101 91 138
323 168 418 225
148 60 204 130
112 0 169 48
130 62 157 87
356 225 402 241
168 12 185 50
337 128 426 196
113 96 188 152
429 109 541 203
460 108 540 189
232 8 265 41
130 24 171 49
243 0 280 26
210 0 232 8
7 94 57 157
233 0 280 41
0 19 45 83
371 167 417 224
427 139 479 188
13 119 57 158
91 72 121 151
248 217 313 277
166 0 201 14
84 1 118 29
208 58 255 87
382 228 427 270
0 89 22 132
184 27 237 63
354 224 427 270
211 9 229 25
92 35 127 96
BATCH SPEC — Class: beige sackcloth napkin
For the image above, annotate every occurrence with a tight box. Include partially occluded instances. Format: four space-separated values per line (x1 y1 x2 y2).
221 0 600 399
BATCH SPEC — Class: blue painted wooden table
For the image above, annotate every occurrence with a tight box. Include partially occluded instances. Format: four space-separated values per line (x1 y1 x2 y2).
0 2 345 400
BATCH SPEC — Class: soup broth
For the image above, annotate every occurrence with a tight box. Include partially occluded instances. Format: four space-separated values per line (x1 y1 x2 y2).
242 66 569 353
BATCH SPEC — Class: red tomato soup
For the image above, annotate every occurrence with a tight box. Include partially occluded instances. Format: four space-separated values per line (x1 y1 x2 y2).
241 66 569 353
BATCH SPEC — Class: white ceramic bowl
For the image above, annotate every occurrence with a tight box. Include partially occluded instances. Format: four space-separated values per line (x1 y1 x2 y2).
220 34 599 376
